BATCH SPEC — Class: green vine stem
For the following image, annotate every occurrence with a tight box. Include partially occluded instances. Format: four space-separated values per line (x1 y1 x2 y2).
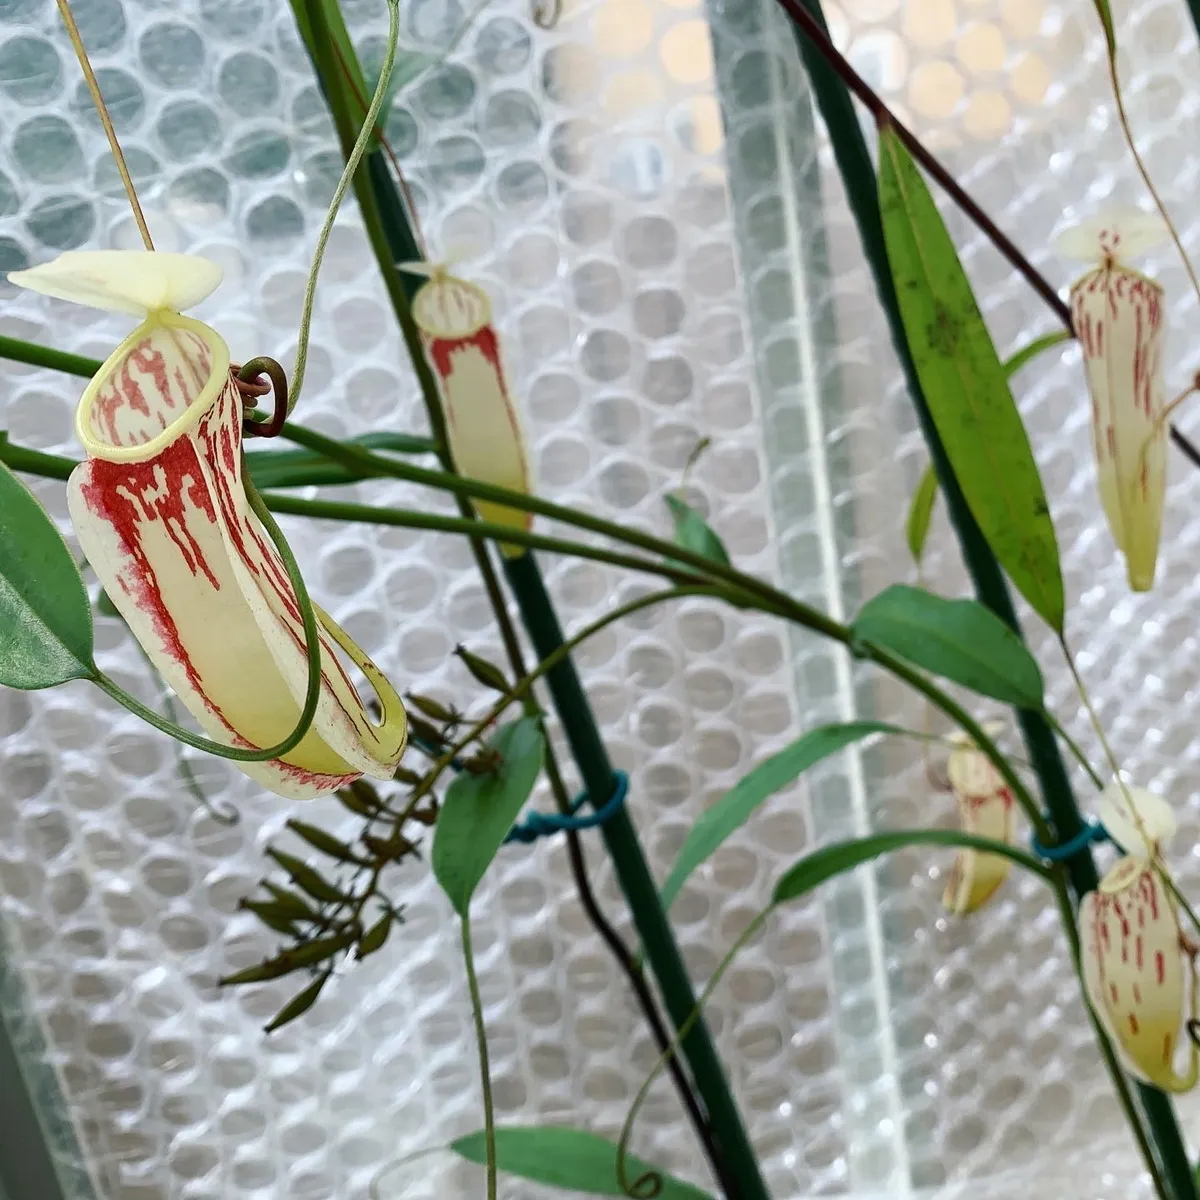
0 335 99 378
459 917 497 1200
0 431 1074 832
289 0 399 411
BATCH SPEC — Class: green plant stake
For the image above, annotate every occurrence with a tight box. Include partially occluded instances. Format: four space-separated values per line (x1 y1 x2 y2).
503 550 770 1200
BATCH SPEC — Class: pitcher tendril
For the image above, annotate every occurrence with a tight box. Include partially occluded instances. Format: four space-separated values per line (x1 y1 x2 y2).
1101 20 1200 310
290 0 401 415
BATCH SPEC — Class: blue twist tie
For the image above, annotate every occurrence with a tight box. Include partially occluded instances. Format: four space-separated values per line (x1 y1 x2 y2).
504 770 630 845
1030 820 1109 862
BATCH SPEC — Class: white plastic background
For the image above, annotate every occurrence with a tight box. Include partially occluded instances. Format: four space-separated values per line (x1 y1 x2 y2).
0 0 1198 1196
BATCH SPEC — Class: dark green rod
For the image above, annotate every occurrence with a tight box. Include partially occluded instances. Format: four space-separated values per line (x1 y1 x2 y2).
503 551 769 1200
787 1 1194 1194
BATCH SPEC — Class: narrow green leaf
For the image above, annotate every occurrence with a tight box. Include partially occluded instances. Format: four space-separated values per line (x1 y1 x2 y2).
432 718 544 917
264 972 330 1033
772 828 1050 908
262 881 322 920
357 912 392 958
316 0 369 97
905 465 938 566
853 584 1044 708
878 125 1064 632
219 959 297 986
0 459 95 689
905 331 1069 566
1092 0 1117 58
1003 329 1071 379
336 786 378 817
219 931 355 987
451 1127 714 1200
664 493 731 568
267 849 347 904
289 930 355 967
286 819 365 864
661 721 910 910
238 900 301 936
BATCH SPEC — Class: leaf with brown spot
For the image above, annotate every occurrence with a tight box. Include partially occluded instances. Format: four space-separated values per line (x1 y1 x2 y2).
878 126 1065 632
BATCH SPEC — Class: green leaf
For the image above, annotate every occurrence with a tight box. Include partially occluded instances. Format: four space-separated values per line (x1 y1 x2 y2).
664 494 731 568
1092 0 1117 57
286 819 365 864
878 125 1064 632
905 465 938 566
1003 330 1071 379
219 959 297 986
661 721 909 910
432 718 544 917
238 899 301 936
905 331 1069 566
288 930 355 967
772 828 1050 907
266 849 347 904
451 1127 715 1200
357 912 392 959
853 584 1044 708
0 459 95 689
262 881 322 920
264 972 330 1033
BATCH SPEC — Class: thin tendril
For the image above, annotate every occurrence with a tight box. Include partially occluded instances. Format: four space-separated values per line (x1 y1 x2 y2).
328 39 428 259
55 0 154 251
616 913 767 1197
1164 871 1200 942
367 1146 445 1199
291 0 401 413
1044 711 1105 792
461 918 497 1200
132 640 240 825
1107 54 1200 310
1138 383 1198 482
1061 638 1145 841
1059 637 1195 960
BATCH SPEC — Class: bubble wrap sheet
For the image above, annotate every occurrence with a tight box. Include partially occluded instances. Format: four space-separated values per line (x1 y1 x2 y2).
1 0 1199 1196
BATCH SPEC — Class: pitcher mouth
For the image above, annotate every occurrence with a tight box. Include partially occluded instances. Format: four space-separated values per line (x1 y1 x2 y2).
75 311 231 464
